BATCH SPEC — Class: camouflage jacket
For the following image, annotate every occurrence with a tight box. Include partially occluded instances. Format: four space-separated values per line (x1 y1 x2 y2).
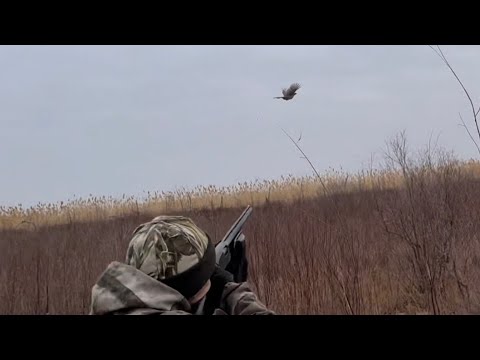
89 261 275 315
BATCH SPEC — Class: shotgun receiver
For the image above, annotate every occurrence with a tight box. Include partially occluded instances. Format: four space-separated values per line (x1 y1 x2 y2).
214 205 252 283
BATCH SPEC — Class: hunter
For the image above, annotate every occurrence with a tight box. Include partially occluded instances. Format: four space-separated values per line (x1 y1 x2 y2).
89 215 274 315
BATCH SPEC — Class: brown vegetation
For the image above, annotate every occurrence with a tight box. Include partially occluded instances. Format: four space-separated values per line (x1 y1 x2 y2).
1 133 480 314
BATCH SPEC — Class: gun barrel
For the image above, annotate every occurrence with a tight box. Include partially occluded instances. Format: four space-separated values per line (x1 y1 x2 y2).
215 205 252 264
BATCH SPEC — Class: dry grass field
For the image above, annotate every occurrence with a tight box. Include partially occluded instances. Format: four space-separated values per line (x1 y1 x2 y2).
2 136 480 314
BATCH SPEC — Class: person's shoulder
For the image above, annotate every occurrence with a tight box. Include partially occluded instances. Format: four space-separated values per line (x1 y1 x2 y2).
223 281 252 295
221 282 275 315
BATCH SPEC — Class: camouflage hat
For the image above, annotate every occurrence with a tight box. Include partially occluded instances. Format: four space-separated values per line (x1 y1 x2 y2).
126 215 216 299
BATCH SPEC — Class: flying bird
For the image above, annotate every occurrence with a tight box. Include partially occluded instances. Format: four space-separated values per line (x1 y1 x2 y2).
274 83 301 101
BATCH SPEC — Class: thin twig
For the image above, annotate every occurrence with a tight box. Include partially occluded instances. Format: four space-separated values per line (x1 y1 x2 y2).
280 126 328 195
458 113 480 156
428 45 480 148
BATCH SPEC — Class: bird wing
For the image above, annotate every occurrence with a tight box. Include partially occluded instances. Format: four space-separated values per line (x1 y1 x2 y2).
282 88 288 96
284 83 301 97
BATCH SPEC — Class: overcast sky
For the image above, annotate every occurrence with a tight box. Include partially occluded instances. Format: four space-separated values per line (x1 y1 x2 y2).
1 45 480 208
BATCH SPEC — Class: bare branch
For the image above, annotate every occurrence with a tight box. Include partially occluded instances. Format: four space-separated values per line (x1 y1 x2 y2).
427 130 442 156
280 126 328 195
458 113 480 156
428 45 480 147
428 45 444 60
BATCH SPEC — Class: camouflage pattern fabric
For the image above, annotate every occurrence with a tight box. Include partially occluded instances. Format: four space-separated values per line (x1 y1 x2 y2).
126 215 210 280
213 282 275 315
89 261 275 315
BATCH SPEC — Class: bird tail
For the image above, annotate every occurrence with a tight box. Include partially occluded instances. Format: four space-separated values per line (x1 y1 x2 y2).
274 97 283 99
